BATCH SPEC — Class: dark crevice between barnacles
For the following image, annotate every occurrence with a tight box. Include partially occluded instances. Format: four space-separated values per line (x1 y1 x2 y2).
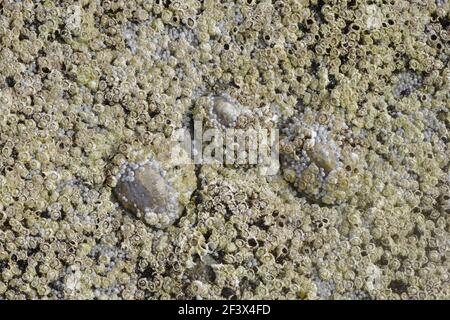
221 287 237 300
5 76 15 88
0 260 8 273
182 254 217 298
388 280 409 295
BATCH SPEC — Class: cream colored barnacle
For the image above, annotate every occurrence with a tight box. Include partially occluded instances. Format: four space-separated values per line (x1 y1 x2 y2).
114 160 179 228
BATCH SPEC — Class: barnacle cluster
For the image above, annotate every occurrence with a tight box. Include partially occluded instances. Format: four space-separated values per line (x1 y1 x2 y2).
280 108 363 205
0 0 449 300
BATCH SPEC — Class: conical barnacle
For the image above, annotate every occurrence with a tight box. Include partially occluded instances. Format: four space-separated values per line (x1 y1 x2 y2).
114 160 179 228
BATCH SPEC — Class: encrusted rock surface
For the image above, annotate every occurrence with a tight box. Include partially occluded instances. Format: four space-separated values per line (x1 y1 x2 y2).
0 0 448 300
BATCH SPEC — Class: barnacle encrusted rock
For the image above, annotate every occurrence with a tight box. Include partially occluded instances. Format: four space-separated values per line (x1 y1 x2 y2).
279 110 362 205
0 0 449 301
114 160 179 228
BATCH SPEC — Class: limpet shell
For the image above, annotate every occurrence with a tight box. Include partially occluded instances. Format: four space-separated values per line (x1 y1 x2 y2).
211 95 241 127
114 162 179 228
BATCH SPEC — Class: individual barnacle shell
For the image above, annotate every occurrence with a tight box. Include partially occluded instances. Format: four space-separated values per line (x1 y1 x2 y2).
114 160 179 229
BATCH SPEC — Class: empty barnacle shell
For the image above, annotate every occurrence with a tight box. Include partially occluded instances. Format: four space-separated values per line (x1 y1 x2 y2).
114 161 179 228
